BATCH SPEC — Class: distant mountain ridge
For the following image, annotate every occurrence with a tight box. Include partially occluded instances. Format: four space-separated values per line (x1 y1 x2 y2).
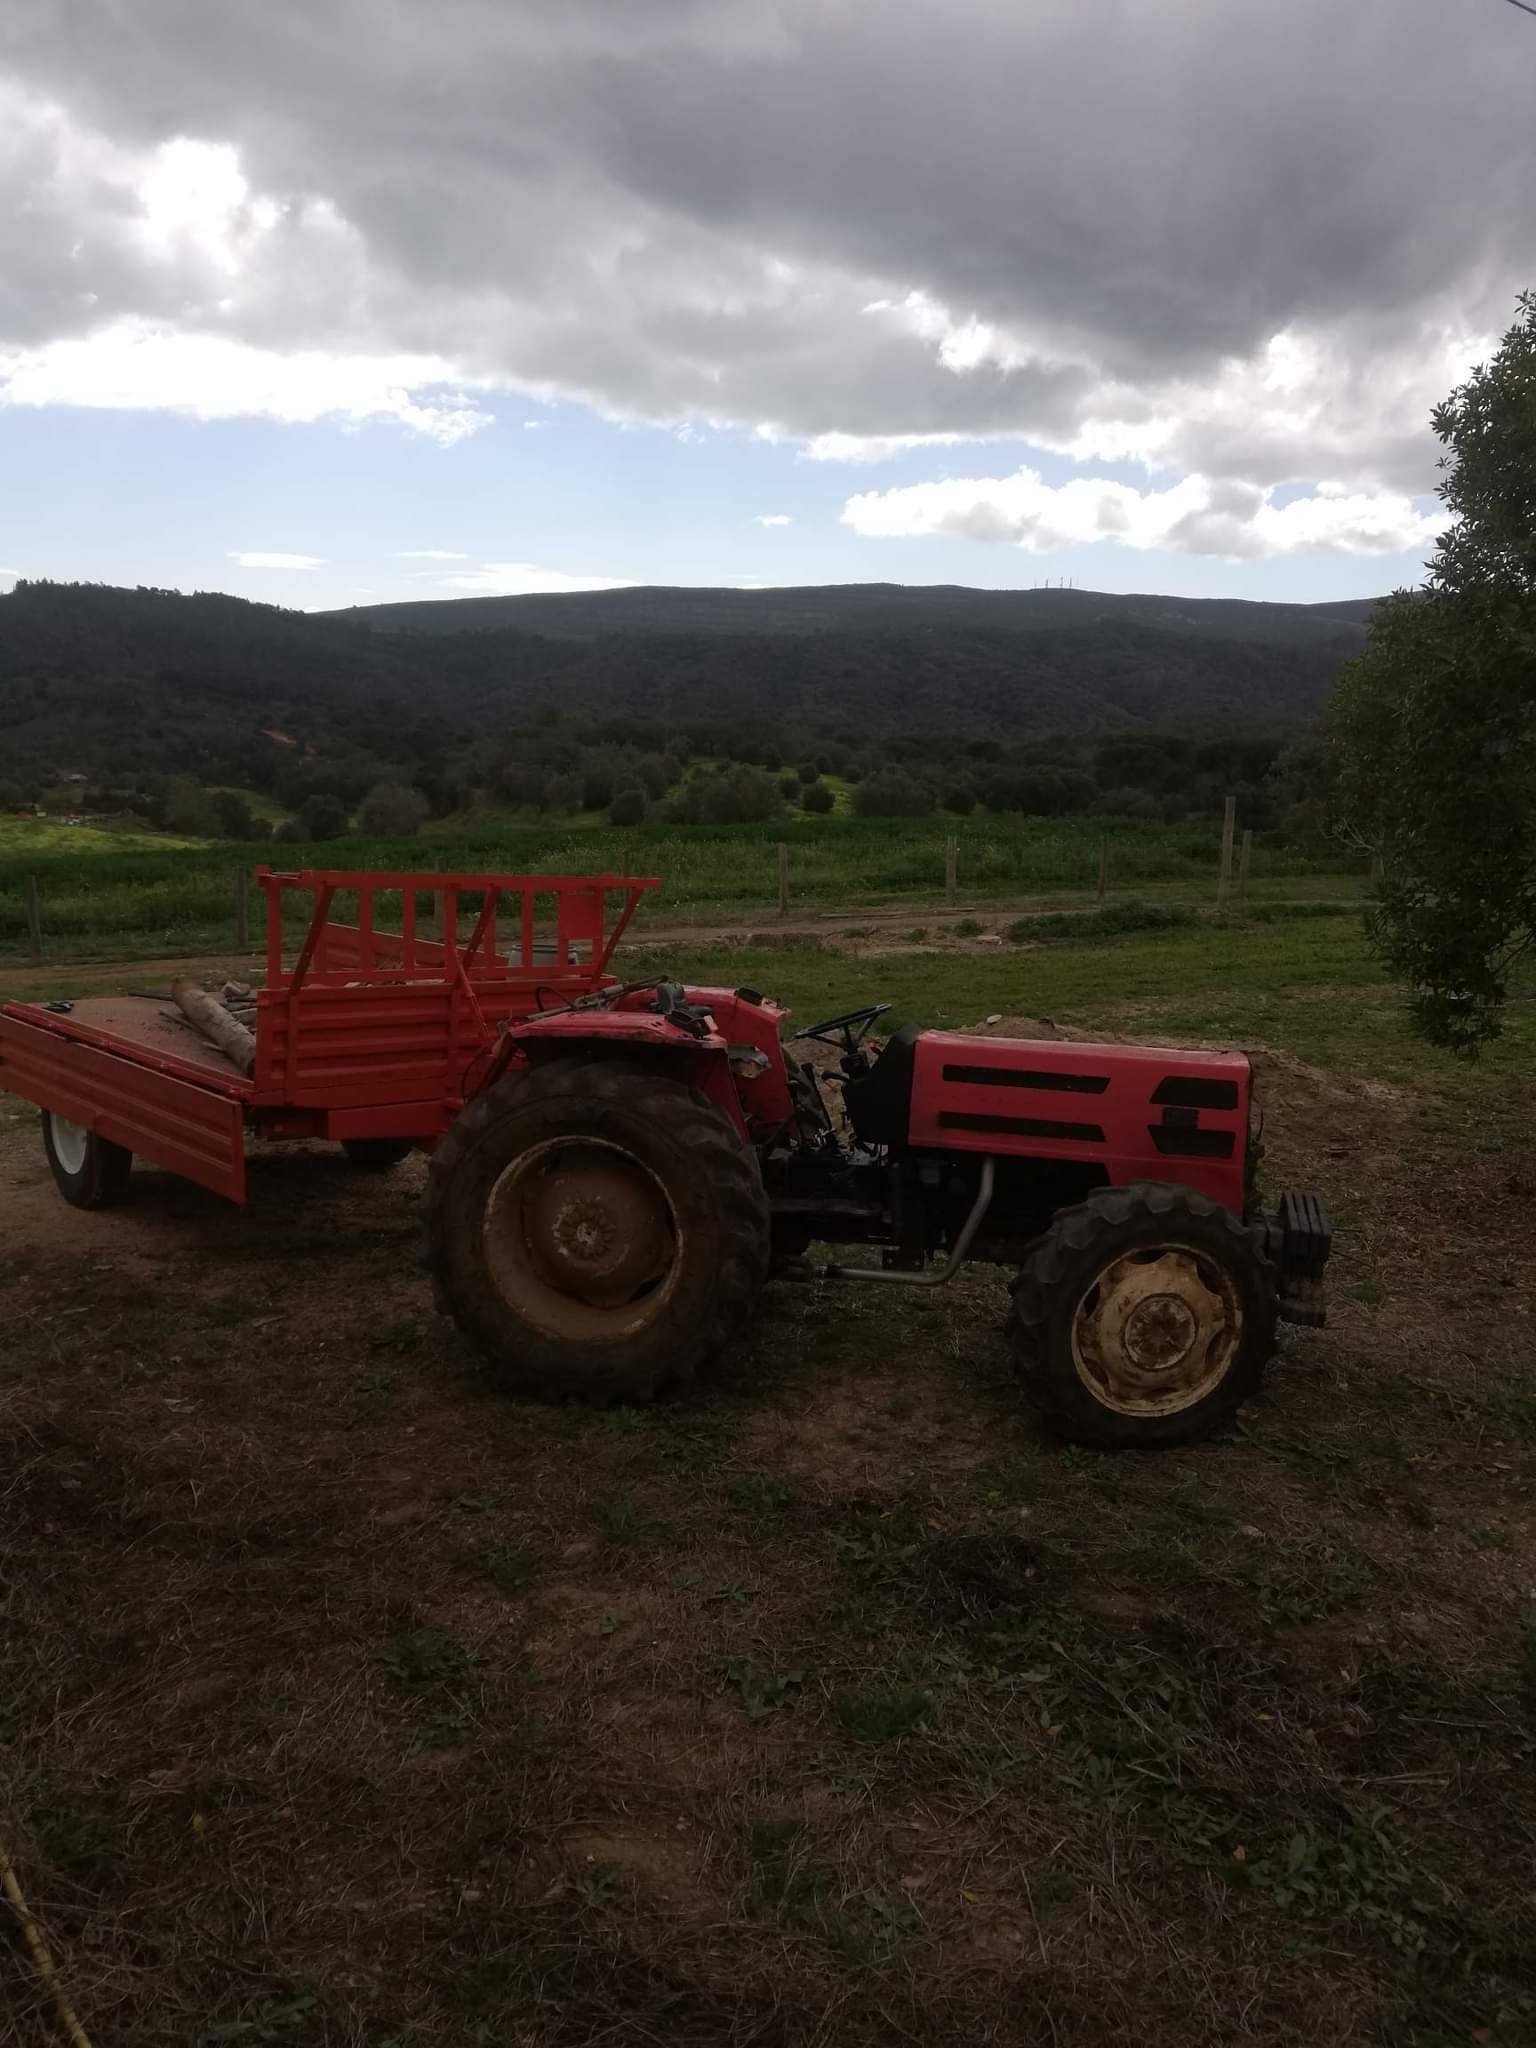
0 578 1379 790
328 580 1381 648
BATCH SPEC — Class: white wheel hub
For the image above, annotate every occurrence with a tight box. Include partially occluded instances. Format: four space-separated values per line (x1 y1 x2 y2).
1070 1244 1243 1417
49 1114 90 1177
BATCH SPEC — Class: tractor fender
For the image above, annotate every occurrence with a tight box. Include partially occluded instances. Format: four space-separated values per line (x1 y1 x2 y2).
495 1009 749 1137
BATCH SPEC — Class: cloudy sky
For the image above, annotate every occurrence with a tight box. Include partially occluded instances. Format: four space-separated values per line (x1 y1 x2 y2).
2 0 1532 612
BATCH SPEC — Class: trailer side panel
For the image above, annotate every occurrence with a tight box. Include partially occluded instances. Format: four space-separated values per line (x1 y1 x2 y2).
0 1009 247 1203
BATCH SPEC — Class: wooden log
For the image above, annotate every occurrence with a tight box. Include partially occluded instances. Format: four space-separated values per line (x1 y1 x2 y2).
172 981 257 1074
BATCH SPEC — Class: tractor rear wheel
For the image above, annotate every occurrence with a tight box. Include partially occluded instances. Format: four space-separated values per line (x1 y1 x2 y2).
41 1110 133 1210
1007 1182 1274 1449
425 1058 770 1402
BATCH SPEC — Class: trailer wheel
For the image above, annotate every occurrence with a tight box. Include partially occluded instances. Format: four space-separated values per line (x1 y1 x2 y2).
341 1139 415 1170
1007 1182 1274 1450
41 1110 133 1210
426 1058 770 1402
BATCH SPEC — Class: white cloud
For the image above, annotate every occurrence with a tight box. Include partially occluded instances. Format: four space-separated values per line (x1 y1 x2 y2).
522 419 544 429
0 320 493 443
753 512 792 526
396 548 468 559
841 467 1440 560
0 4 1530 552
230 549 325 569
435 562 637 595
800 430 1007 464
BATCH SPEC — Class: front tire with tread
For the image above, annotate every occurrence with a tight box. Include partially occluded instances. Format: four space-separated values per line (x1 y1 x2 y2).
1008 1181 1275 1450
426 1058 770 1403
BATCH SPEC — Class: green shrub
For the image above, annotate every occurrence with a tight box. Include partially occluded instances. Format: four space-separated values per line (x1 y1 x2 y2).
608 787 648 827
358 782 429 837
1007 899 1197 943
1247 899 1360 924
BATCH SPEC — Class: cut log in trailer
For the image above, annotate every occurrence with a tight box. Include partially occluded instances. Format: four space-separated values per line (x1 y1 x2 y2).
171 980 257 1074
0 867 657 1206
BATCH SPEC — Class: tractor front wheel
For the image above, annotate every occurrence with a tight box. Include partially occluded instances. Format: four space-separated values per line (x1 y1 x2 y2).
425 1058 770 1403
1008 1183 1274 1449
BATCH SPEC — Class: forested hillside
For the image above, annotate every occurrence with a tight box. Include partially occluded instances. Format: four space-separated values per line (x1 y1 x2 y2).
335 580 1377 647
0 577 1362 834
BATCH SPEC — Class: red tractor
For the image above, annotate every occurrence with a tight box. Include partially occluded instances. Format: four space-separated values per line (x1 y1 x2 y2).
0 868 1330 1450
426 976 1331 1450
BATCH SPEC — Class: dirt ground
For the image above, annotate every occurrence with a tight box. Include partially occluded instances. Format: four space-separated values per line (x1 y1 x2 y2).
2 1021 1534 2045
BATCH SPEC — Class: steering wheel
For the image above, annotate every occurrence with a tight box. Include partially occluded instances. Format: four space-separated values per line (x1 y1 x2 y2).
790 1001 893 1056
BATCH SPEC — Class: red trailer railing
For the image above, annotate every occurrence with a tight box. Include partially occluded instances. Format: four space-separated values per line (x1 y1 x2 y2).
251 869 658 1116
0 868 660 1204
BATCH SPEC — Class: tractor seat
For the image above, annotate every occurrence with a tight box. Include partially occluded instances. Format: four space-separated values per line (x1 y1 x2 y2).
841 1023 922 1148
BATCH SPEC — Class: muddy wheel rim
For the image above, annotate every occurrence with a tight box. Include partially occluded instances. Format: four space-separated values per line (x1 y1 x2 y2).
483 1137 681 1343
49 1114 89 1177
1070 1243 1242 1417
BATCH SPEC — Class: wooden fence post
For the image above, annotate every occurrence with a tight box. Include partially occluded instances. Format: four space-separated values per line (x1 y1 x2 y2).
777 842 790 919
1237 828 1253 907
234 866 249 949
1097 841 1108 901
945 836 958 906
25 875 42 964
1217 794 1236 912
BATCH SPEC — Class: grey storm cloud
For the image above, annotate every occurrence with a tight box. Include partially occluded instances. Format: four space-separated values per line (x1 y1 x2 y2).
1 0 1533 510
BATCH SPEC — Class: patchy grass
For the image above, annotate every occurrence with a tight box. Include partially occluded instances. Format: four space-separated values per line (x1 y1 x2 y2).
632 916 1536 1104
0 814 203 856
1 938 1534 2044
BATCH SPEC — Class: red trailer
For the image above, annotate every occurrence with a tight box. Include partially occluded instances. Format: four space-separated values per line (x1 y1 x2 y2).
0 867 658 1207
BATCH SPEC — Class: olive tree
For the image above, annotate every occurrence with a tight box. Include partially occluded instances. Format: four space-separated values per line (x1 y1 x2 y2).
1332 291 1536 1053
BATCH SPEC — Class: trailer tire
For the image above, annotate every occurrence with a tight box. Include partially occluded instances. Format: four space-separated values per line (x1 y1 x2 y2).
426 1058 770 1403
1007 1182 1274 1450
41 1110 133 1210
341 1138 415 1170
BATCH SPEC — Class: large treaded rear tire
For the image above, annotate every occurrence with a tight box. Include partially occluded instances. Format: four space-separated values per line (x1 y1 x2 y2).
425 1058 770 1402
1007 1181 1275 1450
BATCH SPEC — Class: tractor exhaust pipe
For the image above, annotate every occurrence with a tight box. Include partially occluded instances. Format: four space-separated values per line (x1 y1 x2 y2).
826 1157 994 1289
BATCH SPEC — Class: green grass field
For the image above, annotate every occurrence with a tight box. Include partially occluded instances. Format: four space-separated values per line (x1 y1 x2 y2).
1 813 1359 960
0 815 205 858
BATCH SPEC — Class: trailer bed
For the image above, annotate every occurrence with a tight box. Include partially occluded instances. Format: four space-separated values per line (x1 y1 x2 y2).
33 996 253 1087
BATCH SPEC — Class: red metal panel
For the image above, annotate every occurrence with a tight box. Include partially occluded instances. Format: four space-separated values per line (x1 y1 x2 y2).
907 1031 1250 1211
0 1009 248 1203
255 977 597 1109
